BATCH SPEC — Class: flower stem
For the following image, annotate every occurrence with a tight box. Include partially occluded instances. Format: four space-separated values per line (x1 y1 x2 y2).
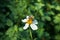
29 28 33 40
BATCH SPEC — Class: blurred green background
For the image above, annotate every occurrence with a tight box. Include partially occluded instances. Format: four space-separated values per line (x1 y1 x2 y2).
0 0 60 40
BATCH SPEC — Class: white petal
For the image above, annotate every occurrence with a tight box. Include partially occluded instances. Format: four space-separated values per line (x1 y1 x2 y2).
30 24 38 30
26 16 29 19
22 19 28 22
23 23 29 30
33 20 38 24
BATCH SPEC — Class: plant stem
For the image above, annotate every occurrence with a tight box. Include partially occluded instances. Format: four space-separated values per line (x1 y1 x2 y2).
29 28 33 40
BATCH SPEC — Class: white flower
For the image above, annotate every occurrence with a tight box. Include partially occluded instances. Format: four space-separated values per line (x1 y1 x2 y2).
22 16 38 30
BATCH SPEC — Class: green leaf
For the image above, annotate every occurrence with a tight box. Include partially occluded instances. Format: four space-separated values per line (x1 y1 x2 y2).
35 3 45 10
55 34 60 40
45 16 51 21
55 25 60 32
37 28 44 37
6 19 13 26
55 6 60 11
39 10 44 16
6 25 19 40
37 0 42 2
14 25 18 32
54 14 60 23
19 27 23 32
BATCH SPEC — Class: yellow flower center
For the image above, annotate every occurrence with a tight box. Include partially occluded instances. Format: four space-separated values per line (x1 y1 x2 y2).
27 17 33 24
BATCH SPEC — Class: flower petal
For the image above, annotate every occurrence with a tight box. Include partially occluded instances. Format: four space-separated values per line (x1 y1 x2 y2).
33 20 38 24
30 24 38 30
26 16 29 19
22 19 28 22
23 23 29 30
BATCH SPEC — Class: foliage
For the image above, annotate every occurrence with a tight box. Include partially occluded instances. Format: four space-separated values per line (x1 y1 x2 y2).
0 0 60 40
